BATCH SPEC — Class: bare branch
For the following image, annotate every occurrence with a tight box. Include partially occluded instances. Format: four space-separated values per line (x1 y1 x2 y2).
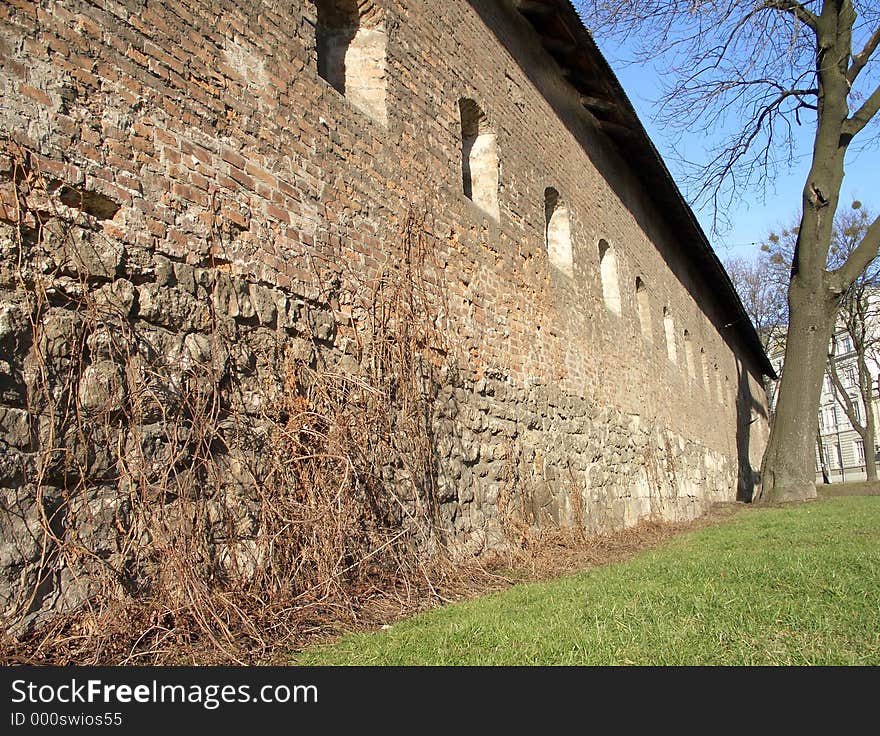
831 213 880 292
847 23 880 84
843 82 880 137
827 344 866 436
763 0 819 32
690 86 815 204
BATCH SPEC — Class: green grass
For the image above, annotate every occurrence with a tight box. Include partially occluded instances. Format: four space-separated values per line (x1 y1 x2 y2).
293 497 880 665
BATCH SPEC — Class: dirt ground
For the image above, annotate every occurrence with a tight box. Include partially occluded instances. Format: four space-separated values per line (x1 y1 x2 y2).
278 503 745 662
817 481 880 497
2 503 746 665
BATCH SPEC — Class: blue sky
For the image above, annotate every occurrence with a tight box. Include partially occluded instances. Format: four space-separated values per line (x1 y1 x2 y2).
605 56 879 265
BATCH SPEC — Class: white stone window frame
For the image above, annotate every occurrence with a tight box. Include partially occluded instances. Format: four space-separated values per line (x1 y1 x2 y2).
635 276 652 342
544 187 573 277
459 98 501 222
663 307 677 364
314 0 389 126
598 239 621 315
683 329 696 380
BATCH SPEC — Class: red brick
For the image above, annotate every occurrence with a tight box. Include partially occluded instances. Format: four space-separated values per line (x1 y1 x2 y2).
220 148 247 171
265 204 290 224
154 127 177 147
126 45 149 67
228 167 254 190
18 84 51 106
221 204 249 229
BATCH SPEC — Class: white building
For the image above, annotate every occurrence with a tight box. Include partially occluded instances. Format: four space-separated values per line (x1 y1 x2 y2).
768 314 880 483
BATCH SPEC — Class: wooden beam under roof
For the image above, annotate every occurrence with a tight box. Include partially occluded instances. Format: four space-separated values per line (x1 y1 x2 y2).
513 0 555 15
541 37 578 55
579 94 617 114
598 119 635 137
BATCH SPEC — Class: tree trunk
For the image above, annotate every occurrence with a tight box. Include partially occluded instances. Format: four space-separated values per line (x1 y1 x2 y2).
863 405 877 481
857 347 878 481
816 429 831 484
758 278 838 502
759 3 854 502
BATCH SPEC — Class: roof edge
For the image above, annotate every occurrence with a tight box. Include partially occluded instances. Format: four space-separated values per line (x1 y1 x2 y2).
509 0 776 379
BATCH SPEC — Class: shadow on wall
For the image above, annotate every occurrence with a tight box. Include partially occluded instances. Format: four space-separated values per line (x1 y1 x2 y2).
735 356 769 502
315 0 360 95
465 0 742 350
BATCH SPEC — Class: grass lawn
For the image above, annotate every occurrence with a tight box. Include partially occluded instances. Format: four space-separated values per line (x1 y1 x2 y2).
292 497 880 665
818 480 880 497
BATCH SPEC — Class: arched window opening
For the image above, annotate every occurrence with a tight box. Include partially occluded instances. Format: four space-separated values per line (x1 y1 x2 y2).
715 365 724 405
635 277 652 340
459 98 500 220
663 307 677 363
544 187 573 276
684 330 695 379
598 239 621 314
315 0 387 125
701 348 711 395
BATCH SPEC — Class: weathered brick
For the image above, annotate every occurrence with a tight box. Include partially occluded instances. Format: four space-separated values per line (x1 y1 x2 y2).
220 148 247 171
18 84 51 106
0 0 775 627
265 204 290 224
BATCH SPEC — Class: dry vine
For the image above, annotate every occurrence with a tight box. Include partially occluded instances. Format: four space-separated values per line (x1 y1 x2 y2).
0 143 485 664
0 143 723 665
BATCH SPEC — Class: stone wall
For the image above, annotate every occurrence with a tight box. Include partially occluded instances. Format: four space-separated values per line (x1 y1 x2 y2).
0 0 771 631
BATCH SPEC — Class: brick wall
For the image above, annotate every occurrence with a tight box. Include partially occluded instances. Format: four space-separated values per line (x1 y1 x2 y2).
0 0 771 626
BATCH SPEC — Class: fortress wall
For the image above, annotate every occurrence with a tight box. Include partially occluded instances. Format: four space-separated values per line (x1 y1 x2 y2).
0 0 770 624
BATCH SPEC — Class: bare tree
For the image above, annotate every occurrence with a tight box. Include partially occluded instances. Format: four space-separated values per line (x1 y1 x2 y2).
762 206 880 481
826 206 880 480
581 0 880 501
723 253 789 354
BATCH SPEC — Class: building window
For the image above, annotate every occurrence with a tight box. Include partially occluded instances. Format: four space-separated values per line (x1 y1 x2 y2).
823 443 837 469
664 307 676 363
849 394 862 423
826 406 837 429
824 443 843 469
544 188 573 276
855 439 865 463
844 366 857 387
598 239 621 314
635 277 652 341
315 1 388 125
818 410 825 431
459 98 500 220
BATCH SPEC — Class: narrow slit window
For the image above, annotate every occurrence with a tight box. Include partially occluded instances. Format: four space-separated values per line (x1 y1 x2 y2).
598 239 621 314
315 1 387 125
544 187 573 276
684 330 695 379
635 277 652 340
701 348 711 396
664 307 677 363
459 98 500 220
